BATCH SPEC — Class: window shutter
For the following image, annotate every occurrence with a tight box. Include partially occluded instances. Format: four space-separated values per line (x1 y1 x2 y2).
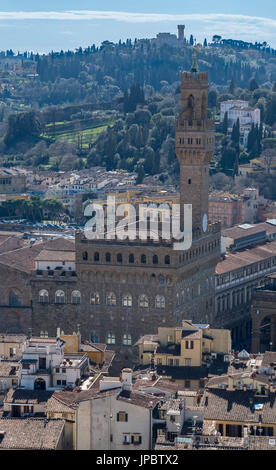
125 413 128 422
117 413 120 421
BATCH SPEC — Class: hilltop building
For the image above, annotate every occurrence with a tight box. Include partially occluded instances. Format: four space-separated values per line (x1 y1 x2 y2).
220 100 260 147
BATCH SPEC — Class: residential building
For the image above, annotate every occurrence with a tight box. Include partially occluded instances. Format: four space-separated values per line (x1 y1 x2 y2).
19 334 89 391
135 320 231 390
202 387 276 437
0 360 19 392
135 320 231 368
0 167 27 195
220 100 260 147
46 368 171 450
209 188 267 229
0 333 26 359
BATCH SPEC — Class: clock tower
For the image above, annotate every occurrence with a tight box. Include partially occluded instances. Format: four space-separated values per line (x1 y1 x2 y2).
175 51 215 232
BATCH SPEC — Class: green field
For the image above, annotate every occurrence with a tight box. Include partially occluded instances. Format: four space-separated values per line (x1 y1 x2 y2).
42 115 118 149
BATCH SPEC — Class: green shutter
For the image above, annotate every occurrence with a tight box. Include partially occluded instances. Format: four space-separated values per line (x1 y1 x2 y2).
125 413 128 422
117 413 120 421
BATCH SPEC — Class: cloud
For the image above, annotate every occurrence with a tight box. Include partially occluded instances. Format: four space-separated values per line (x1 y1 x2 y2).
0 11 274 26
0 11 276 44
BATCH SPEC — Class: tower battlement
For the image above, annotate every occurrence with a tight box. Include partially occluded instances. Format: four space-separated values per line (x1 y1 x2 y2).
181 71 209 87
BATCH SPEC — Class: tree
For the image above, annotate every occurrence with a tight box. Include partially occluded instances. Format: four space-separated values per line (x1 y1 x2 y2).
249 77 259 91
221 112 228 135
231 118 240 145
261 149 276 173
4 110 42 146
135 161 145 184
220 145 239 175
228 78 235 95
189 35 194 46
208 89 217 108
204 38 208 47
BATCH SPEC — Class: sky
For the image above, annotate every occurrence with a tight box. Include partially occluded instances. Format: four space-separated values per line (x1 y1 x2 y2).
0 1 276 53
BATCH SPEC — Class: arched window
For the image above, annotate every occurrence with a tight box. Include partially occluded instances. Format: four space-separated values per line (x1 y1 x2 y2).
129 254 134 264
55 290 65 304
117 253 122 263
106 332 116 345
34 378 46 391
159 275 165 286
71 290 81 304
153 255 158 265
8 289 21 307
141 254 147 264
82 251 88 261
139 295 149 308
106 292 116 306
122 294 132 307
165 255 170 265
91 331 99 343
39 289 49 304
122 334 132 346
181 291 185 304
94 252 99 262
155 295 165 309
106 252 111 262
90 292 100 305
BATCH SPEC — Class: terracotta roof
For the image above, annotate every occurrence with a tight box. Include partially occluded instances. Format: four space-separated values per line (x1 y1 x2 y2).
222 221 276 239
5 388 53 405
117 389 161 409
203 389 276 424
0 237 75 273
133 376 180 394
0 242 45 273
0 418 65 449
35 250 75 262
46 395 77 413
216 240 276 274
81 342 107 353
134 335 159 347
42 238 75 252
156 365 209 381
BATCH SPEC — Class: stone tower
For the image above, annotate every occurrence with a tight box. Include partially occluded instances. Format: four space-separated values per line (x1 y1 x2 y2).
175 53 215 231
177 25 185 42
30 58 221 369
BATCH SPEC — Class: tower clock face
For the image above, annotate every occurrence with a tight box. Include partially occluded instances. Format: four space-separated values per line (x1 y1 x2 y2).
202 213 208 232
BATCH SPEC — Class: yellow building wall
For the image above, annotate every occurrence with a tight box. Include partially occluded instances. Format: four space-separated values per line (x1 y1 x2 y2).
157 327 180 346
180 338 202 366
207 329 231 354
87 351 103 364
61 334 80 354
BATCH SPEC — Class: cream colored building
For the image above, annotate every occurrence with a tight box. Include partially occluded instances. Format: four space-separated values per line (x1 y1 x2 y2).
0 334 26 359
136 320 231 368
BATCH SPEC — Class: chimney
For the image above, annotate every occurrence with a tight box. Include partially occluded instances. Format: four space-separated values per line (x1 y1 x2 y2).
121 368 133 392
56 327 61 339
